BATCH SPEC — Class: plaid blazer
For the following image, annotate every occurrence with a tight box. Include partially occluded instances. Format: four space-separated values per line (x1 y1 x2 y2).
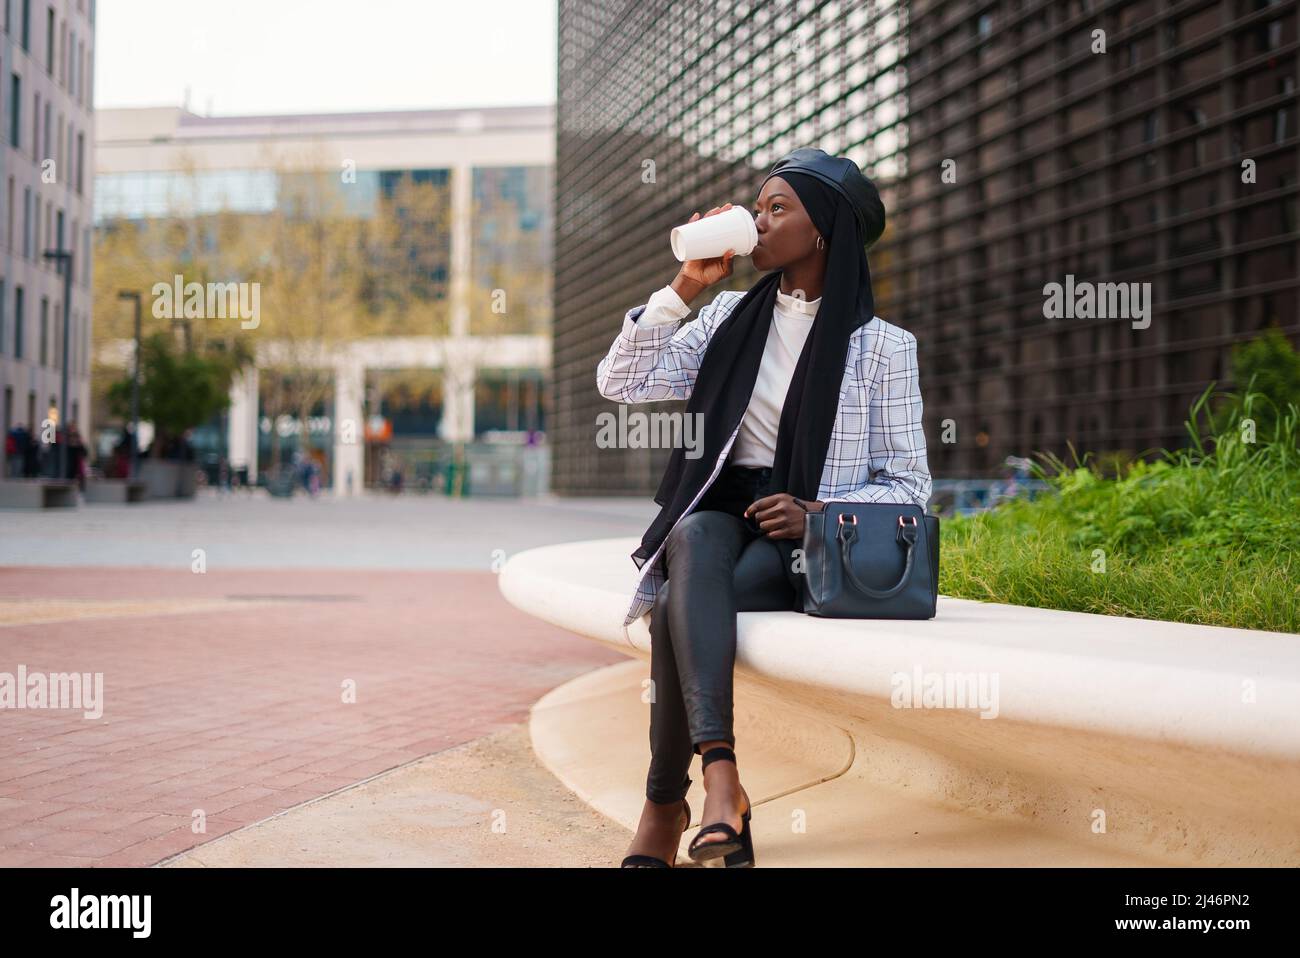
596 287 932 627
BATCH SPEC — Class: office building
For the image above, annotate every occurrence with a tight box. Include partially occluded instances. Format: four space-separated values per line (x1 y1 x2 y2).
553 0 1298 492
94 103 553 492
0 0 96 478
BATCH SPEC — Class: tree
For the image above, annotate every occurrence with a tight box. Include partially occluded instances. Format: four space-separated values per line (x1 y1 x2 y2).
104 331 242 457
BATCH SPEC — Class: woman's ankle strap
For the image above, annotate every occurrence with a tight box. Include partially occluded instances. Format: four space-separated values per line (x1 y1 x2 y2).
700 746 736 770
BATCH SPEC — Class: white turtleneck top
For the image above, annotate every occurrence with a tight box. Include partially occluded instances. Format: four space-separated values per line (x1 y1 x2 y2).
635 283 822 468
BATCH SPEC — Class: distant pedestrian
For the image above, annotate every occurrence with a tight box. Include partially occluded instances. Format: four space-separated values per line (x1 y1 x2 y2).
21 426 37 477
110 428 132 479
66 422 88 491
4 426 21 478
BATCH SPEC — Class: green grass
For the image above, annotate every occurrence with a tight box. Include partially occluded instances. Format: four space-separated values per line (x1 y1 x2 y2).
938 383 1300 633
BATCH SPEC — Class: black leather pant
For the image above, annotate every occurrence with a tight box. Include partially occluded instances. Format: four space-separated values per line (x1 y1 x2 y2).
644 464 796 804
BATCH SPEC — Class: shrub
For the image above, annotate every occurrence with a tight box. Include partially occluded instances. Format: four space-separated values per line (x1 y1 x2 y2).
939 381 1299 633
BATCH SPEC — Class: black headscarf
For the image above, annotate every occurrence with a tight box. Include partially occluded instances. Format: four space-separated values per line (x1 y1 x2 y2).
630 148 887 604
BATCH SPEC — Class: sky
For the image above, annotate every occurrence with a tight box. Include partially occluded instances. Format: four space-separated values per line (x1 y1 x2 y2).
94 0 557 116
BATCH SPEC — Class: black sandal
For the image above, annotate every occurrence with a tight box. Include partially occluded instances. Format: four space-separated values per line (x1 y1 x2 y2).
686 746 754 867
621 797 692 868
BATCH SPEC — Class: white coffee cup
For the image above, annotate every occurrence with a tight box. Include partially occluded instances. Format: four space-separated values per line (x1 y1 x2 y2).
670 205 758 261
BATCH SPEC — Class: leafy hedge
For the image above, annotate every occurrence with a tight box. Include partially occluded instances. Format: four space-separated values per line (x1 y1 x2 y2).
939 382 1300 633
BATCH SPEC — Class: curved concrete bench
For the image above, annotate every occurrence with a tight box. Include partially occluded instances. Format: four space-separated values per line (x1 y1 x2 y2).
501 537 1300 866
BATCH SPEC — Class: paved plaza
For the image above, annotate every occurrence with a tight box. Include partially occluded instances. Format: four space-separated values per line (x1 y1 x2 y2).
0 490 656 866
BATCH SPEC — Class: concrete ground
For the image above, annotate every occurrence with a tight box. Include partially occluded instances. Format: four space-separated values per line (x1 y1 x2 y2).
0 489 659 570
162 721 651 868
0 490 656 867
9 489 1260 868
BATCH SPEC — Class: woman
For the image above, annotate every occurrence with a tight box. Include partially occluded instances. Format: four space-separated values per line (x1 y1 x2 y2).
596 147 931 867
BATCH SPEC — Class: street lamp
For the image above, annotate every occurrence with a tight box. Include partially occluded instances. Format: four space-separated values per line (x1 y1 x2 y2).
42 248 72 483
118 291 143 479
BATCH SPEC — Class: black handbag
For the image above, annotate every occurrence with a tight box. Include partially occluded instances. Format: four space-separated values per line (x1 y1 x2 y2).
800 501 939 619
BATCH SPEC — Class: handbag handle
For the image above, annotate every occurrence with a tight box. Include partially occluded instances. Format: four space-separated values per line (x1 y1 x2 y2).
836 516 918 600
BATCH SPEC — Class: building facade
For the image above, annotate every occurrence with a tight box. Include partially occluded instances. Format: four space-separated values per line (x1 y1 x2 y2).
0 0 96 477
94 103 554 493
552 0 1298 494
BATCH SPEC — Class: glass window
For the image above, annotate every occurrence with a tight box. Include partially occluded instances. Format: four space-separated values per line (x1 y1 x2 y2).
9 73 19 148
13 285 22 359
93 169 281 222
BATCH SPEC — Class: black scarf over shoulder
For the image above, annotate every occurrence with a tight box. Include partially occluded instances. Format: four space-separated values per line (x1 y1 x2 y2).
630 148 887 605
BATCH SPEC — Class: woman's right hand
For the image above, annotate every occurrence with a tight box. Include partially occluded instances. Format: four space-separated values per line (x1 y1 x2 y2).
673 204 737 300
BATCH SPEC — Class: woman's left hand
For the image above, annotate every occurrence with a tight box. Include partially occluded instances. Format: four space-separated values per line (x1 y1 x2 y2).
744 494 825 539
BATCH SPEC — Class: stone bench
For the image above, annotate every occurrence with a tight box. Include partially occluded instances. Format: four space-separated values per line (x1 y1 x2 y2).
84 479 148 503
0 479 78 509
499 536 1300 866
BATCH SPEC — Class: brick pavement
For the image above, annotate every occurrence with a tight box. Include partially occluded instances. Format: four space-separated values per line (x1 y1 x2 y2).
0 566 627 866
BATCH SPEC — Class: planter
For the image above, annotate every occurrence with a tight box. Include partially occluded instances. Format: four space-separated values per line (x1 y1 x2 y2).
176 463 198 499
139 459 199 499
